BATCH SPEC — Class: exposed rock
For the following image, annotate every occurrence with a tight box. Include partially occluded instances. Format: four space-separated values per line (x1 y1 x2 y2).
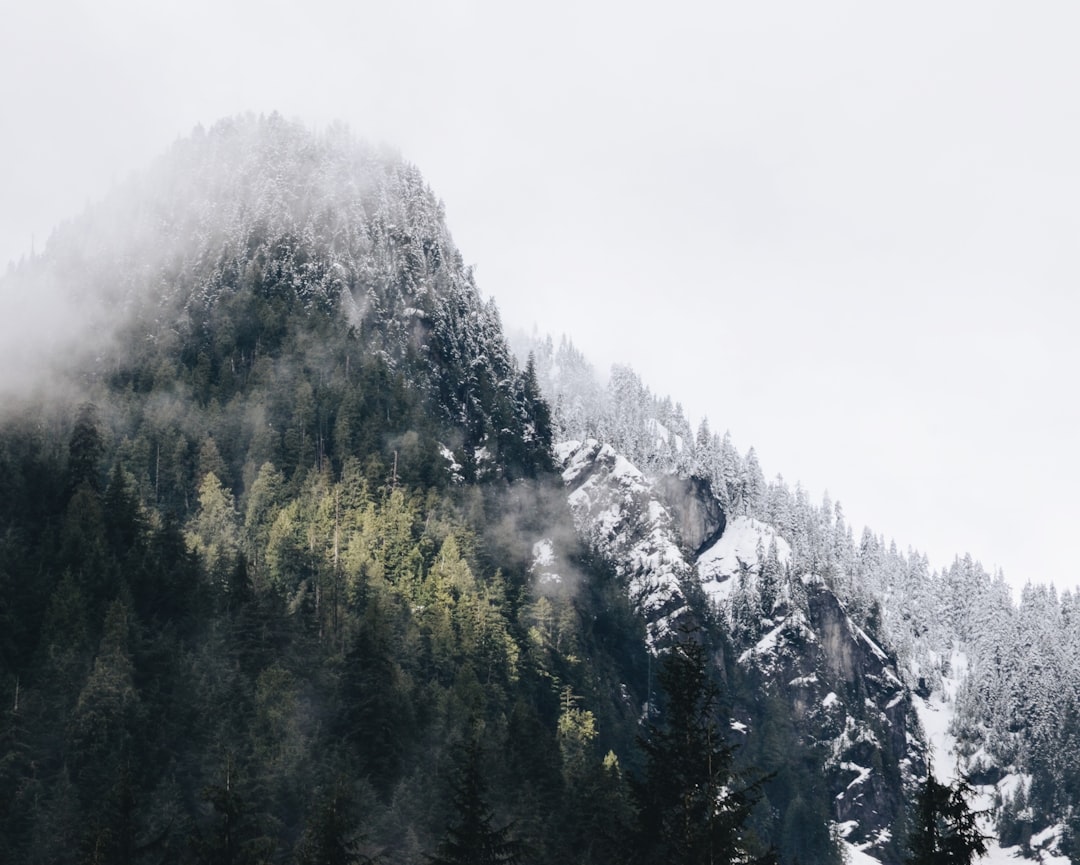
736 576 923 861
655 473 726 556
559 437 926 862
557 439 694 649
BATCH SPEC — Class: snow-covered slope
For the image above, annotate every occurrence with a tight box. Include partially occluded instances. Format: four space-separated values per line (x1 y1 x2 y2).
557 439 693 647
555 438 926 858
697 515 791 601
911 647 1073 865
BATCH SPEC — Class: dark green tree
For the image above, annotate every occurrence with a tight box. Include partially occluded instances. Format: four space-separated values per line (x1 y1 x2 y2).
429 740 526 865
634 637 770 865
905 770 988 865
196 755 277 865
337 600 414 794
295 778 376 865
68 403 105 494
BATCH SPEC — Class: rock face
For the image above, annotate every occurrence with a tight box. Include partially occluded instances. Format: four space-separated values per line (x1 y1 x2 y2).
557 440 925 862
738 578 922 857
655 473 726 556
557 439 695 648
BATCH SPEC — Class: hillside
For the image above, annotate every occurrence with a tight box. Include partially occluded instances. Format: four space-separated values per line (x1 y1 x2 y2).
514 331 1080 863
0 114 1076 865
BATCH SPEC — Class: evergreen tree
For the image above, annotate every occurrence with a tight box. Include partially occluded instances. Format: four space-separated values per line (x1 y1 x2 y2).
295 778 376 865
905 771 988 865
429 740 526 865
634 636 768 865
68 403 105 494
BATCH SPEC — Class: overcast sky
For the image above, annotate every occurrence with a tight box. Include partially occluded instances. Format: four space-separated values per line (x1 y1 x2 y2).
3 1 1079 594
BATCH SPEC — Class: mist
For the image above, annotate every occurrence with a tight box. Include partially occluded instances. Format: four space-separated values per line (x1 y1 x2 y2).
5 4 1080 594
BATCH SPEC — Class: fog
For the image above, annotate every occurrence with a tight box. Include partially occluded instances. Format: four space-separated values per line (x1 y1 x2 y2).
4 2 1080 591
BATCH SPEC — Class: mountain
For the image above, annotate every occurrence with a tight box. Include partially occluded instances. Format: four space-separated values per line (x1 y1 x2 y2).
0 114 1076 864
515 331 1080 864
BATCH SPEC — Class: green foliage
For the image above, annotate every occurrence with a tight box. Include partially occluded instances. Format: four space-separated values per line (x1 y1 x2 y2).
905 771 988 865
429 741 527 865
295 778 377 865
0 115 850 865
633 636 771 865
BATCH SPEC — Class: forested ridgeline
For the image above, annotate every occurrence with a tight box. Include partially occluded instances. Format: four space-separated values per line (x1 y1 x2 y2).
0 114 792 865
517 331 1080 856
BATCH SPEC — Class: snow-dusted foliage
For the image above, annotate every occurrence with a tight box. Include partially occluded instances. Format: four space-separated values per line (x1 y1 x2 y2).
516 328 1080 862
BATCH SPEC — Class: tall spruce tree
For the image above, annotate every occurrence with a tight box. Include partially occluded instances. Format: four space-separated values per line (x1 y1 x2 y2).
429 740 525 865
634 636 771 865
905 770 988 865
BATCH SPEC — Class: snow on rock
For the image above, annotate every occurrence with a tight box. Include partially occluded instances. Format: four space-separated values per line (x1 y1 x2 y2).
696 516 791 602
912 644 970 784
842 838 887 865
439 444 463 483
529 538 561 585
553 439 582 466
556 439 691 649
839 761 873 793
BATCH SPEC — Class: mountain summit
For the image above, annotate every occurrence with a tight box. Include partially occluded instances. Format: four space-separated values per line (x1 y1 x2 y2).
0 115 1076 865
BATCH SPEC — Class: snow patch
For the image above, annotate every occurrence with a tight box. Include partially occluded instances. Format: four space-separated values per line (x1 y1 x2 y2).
439 444 463 483
529 538 562 585
840 761 873 791
841 839 884 865
696 516 791 603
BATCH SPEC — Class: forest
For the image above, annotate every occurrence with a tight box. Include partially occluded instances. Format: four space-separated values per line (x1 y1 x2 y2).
1 113 1077 864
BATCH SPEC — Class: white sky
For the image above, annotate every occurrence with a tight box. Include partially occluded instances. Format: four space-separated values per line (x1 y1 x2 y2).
3 1 1079 594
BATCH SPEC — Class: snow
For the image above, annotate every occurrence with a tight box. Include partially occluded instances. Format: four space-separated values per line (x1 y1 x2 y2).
823 691 840 708
913 645 970 784
738 620 786 666
912 645 1068 865
556 439 691 649
528 538 564 585
438 444 463 482
979 842 1071 865
696 516 791 602
840 761 873 791
645 417 685 453
914 684 961 783
842 839 884 865
532 538 555 568
553 439 581 465
996 772 1029 803
789 673 819 687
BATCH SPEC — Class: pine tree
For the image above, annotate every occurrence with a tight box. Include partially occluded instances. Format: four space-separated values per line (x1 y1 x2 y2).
295 778 376 865
68 403 105 494
429 740 526 865
905 770 988 865
634 636 768 865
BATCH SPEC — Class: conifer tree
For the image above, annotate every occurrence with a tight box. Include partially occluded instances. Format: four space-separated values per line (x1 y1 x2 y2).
68 402 105 494
295 778 375 865
634 636 769 865
429 740 525 865
905 770 987 865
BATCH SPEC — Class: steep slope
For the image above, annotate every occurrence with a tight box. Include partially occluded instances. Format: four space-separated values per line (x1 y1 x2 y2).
553 436 923 861
516 328 1080 864
0 117 642 865
8 113 551 483
5 113 1075 865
